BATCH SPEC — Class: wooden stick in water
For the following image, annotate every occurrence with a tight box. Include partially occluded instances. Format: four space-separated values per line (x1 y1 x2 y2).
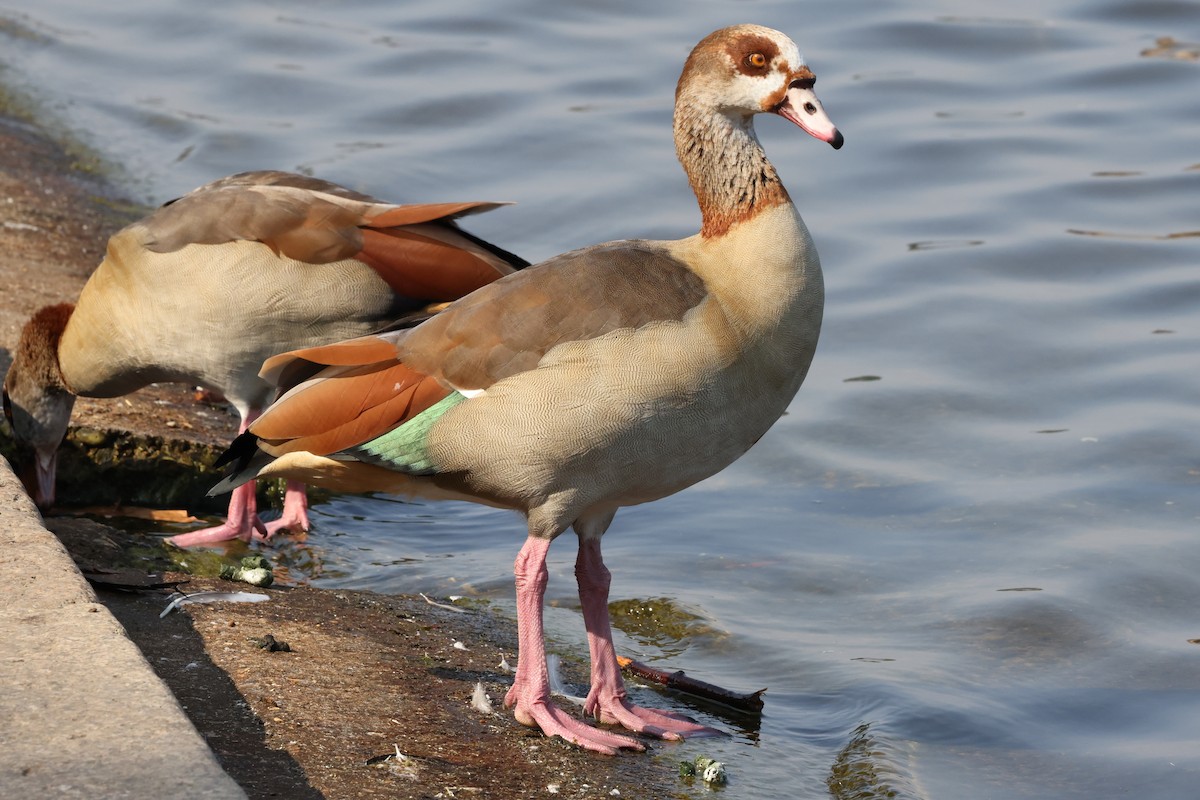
616 655 766 713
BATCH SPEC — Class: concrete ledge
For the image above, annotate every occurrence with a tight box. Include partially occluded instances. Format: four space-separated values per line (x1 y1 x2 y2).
0 456 246 800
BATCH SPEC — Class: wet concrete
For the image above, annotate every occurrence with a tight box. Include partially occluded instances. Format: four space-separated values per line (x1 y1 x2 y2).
0 457 247 799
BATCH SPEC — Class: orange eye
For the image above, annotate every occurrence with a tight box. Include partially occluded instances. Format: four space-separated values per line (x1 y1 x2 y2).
747 52 767 69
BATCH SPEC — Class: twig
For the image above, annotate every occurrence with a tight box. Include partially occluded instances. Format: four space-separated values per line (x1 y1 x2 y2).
617 655 765 713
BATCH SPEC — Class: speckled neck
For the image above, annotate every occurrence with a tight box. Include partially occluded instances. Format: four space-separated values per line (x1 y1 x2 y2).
674 104 790 239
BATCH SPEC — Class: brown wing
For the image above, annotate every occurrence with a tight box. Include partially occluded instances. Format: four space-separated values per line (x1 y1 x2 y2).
128 170 523 301
400 240 710 390
245 241 707 459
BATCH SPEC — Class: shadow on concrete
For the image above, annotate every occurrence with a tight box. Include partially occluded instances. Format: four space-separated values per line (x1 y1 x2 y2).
97 585 324 800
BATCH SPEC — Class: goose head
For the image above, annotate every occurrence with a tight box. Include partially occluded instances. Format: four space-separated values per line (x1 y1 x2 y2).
3 304 77 508
674 25 842 237
676 24 842 148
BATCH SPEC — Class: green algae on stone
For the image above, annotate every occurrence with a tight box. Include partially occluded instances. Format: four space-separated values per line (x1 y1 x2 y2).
827 723 914 800
220 554 274 587
167 548 234 579
678 755 727 785
607 596 718 654
70 427 112 447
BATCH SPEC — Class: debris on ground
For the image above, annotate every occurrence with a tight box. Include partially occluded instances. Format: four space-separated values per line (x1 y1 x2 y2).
219 554 274 587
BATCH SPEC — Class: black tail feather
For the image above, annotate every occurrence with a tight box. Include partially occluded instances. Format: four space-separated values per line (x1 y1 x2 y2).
214 429 261 472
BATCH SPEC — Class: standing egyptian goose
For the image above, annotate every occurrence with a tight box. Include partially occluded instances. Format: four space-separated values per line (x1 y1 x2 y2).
213 25 841 752
1 170 526 546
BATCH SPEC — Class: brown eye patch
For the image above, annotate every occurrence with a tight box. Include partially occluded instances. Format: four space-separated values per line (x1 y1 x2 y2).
729 34 781 76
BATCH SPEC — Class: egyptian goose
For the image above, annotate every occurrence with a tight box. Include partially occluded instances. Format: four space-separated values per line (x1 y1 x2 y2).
213 25 842 752
1 170 526 546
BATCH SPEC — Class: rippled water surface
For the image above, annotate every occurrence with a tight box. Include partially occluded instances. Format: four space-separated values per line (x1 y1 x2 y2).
3 0 1199 797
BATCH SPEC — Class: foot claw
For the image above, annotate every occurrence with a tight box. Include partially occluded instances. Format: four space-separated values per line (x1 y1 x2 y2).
510 698 644 755
260 517 302 540
590 698 721 741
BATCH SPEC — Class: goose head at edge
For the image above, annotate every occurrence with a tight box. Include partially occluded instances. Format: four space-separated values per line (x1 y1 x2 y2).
3 303 78 508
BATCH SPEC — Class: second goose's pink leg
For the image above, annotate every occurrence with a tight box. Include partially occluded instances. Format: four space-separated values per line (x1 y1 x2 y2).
166 479 267 546
262 479 311 538
167 412 269 546
575 536 718 739
503 535 644 755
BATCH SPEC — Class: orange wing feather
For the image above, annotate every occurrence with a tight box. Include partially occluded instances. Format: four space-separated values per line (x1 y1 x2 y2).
259 335 401 379
253 361 451 457
364 202 506 227
251 331 452 458
357 228 512 300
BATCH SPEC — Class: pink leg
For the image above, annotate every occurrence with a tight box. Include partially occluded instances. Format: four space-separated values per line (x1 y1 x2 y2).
168 410 269 547
262 479 310 538
576 536 719 739
166 479 268 546
503 535 644 755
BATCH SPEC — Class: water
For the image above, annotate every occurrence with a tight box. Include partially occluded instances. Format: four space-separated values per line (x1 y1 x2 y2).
3 1 1199 797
